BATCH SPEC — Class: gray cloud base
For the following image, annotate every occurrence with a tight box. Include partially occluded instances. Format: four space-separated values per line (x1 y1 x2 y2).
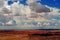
29 2 50 13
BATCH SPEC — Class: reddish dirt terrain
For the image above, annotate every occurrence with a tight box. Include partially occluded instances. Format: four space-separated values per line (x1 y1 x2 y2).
0 30 60 40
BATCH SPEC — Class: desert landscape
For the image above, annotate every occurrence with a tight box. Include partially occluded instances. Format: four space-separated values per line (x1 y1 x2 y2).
0 30 60 40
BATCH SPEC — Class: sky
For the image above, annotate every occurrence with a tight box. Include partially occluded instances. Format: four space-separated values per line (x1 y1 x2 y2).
8 0 60 9
8 0 27 5
0 0 60 29
40 0 60 8
7 0 60 29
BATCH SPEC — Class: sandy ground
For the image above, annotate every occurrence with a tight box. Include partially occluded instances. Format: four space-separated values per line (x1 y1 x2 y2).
0 30 60 40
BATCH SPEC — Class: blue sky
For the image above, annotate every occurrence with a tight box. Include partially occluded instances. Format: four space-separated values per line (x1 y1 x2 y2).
8 0 60 9
40 0 60 8
8 0 27 5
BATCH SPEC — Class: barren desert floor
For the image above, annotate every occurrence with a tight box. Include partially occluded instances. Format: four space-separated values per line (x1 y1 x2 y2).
0 30 60 40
